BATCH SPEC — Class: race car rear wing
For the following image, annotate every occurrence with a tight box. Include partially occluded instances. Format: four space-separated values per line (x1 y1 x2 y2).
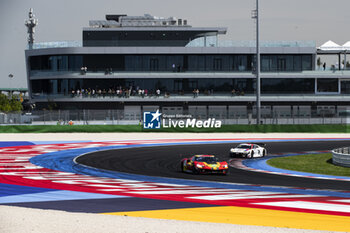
246 143 266 147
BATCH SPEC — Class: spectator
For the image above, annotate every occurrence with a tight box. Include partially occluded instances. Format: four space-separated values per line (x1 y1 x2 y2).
231 89 236 96
80 66 87 75
137 89 141 97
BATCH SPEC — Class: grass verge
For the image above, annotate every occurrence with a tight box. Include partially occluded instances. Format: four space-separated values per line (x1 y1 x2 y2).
0 124 349 133
267 153 350 177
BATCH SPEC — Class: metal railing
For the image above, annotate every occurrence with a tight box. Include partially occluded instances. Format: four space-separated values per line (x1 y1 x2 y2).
1 109 350 126
30 41 82 49
30 40 315 49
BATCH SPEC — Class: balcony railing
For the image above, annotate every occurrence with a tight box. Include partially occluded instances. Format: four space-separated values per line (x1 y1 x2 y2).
29 69 350 77
29 41 82 49
187 38 316 48
29 40 315 49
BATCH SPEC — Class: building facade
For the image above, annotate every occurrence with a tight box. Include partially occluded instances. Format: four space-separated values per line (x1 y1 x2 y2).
25 14 350 120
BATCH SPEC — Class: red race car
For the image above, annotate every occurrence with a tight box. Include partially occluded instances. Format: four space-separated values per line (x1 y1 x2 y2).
181 155 228 175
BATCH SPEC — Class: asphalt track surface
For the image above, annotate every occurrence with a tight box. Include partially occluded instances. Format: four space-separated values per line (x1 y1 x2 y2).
77 140 350 191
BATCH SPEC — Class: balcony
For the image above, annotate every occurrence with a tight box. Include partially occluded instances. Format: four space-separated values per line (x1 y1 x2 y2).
29 69 350 80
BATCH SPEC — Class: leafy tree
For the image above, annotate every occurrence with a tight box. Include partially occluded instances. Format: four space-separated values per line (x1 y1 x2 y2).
9 95 23 112
0 93 23 113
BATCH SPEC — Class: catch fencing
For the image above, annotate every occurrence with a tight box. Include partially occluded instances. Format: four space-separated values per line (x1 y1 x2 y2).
1 109 350 125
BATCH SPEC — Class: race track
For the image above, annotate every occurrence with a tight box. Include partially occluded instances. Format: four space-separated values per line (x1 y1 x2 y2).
1 135 350 233
77 140 350 191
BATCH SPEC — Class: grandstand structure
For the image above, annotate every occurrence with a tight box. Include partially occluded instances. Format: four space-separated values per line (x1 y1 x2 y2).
25 13 350 120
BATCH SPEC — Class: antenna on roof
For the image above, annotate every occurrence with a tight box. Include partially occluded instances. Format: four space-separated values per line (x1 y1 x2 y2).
25 8 38 50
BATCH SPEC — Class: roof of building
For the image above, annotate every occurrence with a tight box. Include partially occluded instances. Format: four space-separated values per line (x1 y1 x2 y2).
0 88 28 92
89 14 190 28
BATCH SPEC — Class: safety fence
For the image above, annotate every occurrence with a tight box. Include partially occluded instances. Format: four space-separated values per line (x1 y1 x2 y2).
1 109 350 125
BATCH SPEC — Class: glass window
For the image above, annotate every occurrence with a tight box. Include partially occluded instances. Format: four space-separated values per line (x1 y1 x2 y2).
232 55 249 71
30 55 52 71
125 55 142 71
68 55 83 71
150 58 159 71
285 55 293 71
30 54 312 73
277 57 286 71
188 55 205 71
302 55 312 70
262 78 315 94
317 78 338 92
269 55 277 71
293 55 302 71
341 81 350 94
213 58 222 71
261 55 270 72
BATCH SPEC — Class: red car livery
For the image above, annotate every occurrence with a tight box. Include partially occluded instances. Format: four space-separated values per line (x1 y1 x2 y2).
181 155 228 175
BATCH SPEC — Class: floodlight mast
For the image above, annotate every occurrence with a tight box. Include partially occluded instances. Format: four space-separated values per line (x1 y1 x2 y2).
252 0 261 125
25 8 38 50
256 0 261 125
252 0 261 124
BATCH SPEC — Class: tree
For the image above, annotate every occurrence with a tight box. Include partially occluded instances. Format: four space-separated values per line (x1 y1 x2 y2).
0 93 23 112
9 95 23 112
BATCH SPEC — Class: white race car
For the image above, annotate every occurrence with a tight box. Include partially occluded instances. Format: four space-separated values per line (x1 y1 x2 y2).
229 143 267 158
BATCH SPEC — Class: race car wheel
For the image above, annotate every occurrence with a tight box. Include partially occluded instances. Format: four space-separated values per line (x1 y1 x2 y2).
193 167 199 175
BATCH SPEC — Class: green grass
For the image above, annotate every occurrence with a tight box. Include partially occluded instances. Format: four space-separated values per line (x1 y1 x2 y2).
267 153 350 177
0 124 349 133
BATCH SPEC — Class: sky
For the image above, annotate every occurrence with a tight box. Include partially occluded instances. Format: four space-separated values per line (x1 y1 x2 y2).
0 0 349 89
